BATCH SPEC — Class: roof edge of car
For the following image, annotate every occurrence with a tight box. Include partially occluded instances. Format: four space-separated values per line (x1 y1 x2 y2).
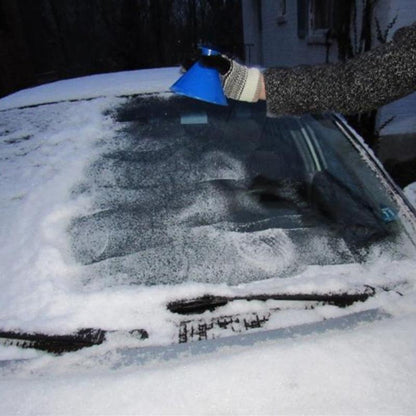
0 91 173 113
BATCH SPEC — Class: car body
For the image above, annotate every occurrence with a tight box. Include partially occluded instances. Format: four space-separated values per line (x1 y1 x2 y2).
0 68 416 414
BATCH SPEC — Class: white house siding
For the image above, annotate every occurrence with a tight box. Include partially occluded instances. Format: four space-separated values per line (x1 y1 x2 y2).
242 0 338 68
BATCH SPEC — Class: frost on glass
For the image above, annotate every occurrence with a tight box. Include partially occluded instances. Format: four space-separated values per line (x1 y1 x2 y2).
69 96 415 287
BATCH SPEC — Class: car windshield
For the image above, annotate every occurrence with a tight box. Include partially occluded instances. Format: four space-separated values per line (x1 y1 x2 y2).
69 94 416 287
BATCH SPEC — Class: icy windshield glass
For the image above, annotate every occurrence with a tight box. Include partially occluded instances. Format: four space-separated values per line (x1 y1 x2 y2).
69 95 415 287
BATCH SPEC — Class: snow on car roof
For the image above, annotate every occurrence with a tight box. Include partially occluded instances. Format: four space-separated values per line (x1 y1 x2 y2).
0 67 180 110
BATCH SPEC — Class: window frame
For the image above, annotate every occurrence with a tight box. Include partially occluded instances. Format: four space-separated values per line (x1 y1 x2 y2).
277 0 287 25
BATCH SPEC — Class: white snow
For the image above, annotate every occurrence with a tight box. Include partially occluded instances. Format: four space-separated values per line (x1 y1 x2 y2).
1 69 416 415
0 67 180 111
404 182 416 208
377 93 416 136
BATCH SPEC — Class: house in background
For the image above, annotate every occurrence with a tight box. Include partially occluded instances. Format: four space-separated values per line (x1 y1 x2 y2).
241 0 416 167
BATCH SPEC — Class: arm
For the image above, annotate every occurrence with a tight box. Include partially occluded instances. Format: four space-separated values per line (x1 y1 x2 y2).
205 22 416 115
263 22 416 115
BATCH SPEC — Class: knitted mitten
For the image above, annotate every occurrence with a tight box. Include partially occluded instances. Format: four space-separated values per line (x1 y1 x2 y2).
201 55 262 102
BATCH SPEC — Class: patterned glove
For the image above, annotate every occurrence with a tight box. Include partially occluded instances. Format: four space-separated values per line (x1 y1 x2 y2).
201 55 263 103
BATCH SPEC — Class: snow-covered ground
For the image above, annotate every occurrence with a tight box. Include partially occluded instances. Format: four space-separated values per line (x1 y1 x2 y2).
1 69 416 415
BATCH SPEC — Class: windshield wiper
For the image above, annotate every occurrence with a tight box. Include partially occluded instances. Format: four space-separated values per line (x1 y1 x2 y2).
167 286 376 315
0 327 148 354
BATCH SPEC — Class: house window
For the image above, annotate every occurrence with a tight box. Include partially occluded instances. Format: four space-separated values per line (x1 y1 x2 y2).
255 0 262 32
277 0 287 25
297 0 308 38
310 0 332 31
308 0 333 43
279 0 287 16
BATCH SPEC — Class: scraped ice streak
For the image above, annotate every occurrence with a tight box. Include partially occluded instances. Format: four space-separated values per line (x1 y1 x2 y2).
0 97 123 328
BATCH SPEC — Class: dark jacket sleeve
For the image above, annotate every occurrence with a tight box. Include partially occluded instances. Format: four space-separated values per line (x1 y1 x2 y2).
263 22 416 116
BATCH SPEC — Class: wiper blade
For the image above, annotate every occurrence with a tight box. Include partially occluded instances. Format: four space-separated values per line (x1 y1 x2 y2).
0 327 148 354
167 286 376 315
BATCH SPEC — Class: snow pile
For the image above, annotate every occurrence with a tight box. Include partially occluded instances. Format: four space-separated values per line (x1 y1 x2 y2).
0 306 416 415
